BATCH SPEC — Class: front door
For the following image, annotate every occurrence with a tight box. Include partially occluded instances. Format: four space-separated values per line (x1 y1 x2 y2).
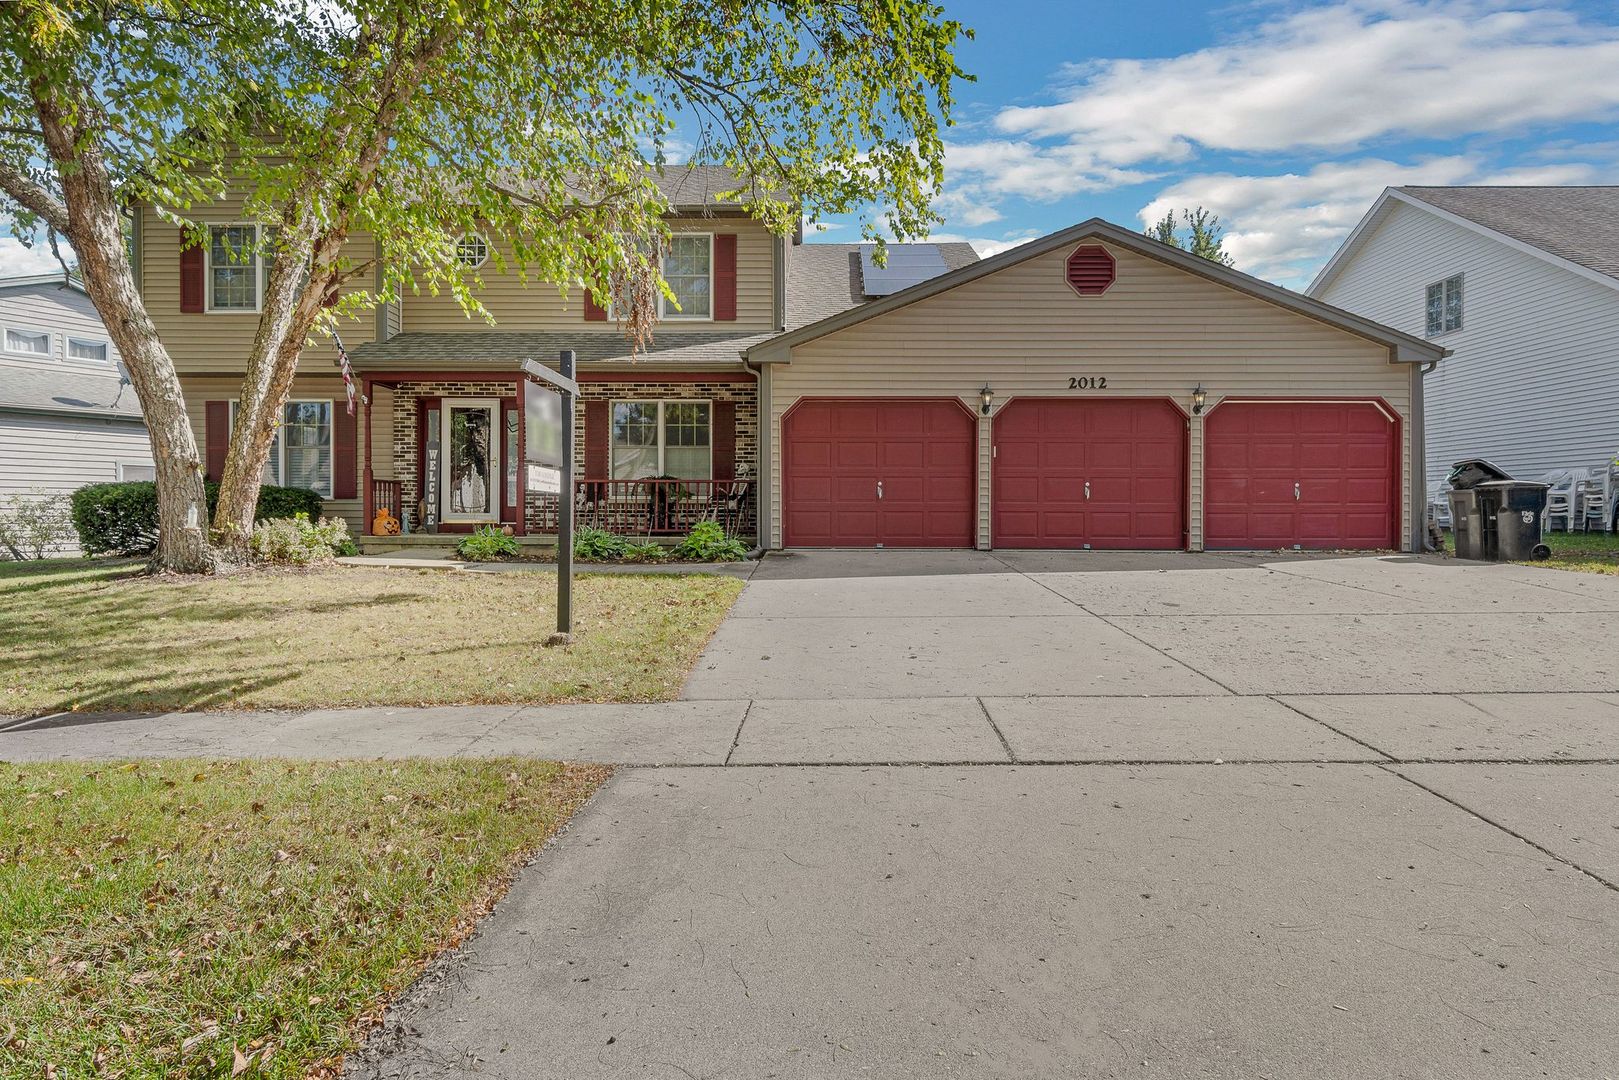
441 399 500 523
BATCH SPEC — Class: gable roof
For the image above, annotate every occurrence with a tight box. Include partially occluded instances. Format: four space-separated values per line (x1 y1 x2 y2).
1309 186 1619 296
748 218 1448 365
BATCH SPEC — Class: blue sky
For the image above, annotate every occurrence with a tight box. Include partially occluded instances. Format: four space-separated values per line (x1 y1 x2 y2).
809 0 1619 288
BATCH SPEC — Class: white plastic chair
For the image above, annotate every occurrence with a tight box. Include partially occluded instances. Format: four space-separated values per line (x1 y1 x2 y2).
1577 466 1613 532
1427 483 1452 529
1541 470 1576 532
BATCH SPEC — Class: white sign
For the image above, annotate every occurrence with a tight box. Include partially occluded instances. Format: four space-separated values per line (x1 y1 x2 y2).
527 464 562 494
523 378 565 469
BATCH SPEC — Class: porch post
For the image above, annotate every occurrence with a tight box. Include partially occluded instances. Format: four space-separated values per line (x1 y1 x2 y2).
361 375 374 535
514 375 527 536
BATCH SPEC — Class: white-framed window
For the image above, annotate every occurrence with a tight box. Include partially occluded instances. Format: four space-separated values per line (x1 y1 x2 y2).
610 400 711 479
601 233 715 322
455 232 490 270
207 223 270 312
67 337 109 364
662 233 713 319
229 398 334 496
3 326 51 357
117 461 157 482
1425 274 1463 336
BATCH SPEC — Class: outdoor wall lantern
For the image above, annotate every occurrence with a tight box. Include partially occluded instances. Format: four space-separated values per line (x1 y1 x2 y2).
979 383 995 416
1191 384 1207 415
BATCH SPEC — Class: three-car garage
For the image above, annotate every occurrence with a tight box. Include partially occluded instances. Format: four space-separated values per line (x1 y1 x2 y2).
754 220 1445 554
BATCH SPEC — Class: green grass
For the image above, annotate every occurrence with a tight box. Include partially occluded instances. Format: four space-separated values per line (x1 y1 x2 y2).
1439 528 1619 575
0 757 610 1079
0 560 743 715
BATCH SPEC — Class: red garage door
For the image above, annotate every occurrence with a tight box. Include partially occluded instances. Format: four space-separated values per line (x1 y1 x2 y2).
992 398 1186 549
783 398 975 547
1204 400 1398 550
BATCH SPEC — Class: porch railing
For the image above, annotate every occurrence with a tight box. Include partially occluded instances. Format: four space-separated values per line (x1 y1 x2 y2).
370 478 402 532
534 478 753 537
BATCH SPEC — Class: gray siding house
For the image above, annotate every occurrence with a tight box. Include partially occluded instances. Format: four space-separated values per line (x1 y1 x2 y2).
1309 187 1619 496
1 274 153 548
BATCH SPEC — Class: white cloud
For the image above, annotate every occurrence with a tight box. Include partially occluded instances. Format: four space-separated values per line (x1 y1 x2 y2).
944 1 1619 213
996 1 1619 163
927 230 1042 258
1139 155 1604 286
0 237 68 279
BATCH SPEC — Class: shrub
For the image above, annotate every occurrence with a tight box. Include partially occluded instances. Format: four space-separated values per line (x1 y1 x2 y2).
622 541 668 563
248 513 351 565
673 520 750 562
457 524 520 562
0 489 77 559
70 481 325 556
573 526 630 561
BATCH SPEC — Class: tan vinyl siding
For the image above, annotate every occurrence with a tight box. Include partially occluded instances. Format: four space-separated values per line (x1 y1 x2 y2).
768 240 1413 551
138 199 377 374
1315 198 1619 487
402 218 778 333
180 375 363 532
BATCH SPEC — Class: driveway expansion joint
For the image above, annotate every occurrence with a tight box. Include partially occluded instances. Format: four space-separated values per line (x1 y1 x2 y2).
1266 695 1401 761
975 696 1018 762
1377 763 1619 895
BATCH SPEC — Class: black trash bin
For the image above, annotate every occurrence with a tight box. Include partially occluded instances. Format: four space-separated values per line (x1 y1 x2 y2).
1446 458 1551 561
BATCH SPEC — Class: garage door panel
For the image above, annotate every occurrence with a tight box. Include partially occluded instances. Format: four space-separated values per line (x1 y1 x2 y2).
784 399 975 548
1205 401 1396 550
993 399 1185 550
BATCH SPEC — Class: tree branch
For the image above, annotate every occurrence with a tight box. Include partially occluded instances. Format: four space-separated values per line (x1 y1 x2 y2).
0 157 69 233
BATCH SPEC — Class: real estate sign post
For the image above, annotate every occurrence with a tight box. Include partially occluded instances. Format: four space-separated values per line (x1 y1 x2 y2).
522 353 579 641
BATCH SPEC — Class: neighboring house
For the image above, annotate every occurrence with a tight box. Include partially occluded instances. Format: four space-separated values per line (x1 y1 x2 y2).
0 275 153 545
1309 186 1619 496
130 166 1443 553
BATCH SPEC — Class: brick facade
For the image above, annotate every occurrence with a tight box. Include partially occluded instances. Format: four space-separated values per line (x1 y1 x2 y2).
374 372 758 538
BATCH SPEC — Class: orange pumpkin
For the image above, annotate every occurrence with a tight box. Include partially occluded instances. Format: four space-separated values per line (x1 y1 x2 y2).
372 508 401 536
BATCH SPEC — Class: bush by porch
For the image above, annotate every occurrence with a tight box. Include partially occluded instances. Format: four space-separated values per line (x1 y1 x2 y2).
0 560 742 715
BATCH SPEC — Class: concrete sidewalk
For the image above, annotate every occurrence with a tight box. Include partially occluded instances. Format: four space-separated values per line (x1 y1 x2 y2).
9 691 1619 765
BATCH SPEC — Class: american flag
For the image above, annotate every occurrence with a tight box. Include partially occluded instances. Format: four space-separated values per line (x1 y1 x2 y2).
333 332 357 416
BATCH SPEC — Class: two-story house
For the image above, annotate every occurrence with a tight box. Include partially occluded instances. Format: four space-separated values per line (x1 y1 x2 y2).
1309 186 1619 515
135 165 1447 554
133 166 975 546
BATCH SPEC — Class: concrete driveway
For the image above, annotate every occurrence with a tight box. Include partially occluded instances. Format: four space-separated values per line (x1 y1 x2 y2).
340 551 1619 1080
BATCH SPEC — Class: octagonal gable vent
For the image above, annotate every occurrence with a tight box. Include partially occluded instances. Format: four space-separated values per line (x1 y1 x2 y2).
1066 244 1115 296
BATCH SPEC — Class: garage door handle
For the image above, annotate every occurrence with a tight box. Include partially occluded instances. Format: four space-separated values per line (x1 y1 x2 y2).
1084 481 1091 500
877 480 883 501
1294 482 1301 501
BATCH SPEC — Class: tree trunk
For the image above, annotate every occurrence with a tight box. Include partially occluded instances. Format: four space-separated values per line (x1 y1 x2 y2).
20 72 218 572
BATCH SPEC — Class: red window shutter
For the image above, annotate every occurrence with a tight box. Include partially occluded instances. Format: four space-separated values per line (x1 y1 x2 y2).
583 287 607 322
711 400 736 481
584 399 609 478
180 243 205 313
1065 244 1116 296
204 400 229 481
713 233 738 321
332 399 357 499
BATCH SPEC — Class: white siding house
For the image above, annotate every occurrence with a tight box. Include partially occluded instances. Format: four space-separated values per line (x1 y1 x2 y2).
1310 187 1619 497
0 274 152 551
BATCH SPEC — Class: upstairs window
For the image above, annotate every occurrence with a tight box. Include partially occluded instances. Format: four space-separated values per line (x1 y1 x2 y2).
208 224 267 312
3 326 50 356
68 337 109 364
1425 274 1463 336
662 234 712 319
455 233 490 270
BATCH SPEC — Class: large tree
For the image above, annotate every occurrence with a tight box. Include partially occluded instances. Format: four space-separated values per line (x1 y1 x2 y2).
1144 206 1235 267
0 0 970 568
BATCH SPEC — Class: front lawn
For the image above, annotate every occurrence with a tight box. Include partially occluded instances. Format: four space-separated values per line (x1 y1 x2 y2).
1439 528 1619 575
0 560 743 714
0 757 609 1079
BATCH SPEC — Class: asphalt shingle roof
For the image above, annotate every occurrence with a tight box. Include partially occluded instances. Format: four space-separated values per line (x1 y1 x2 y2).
0 364 144 419
349 240 980 368
1397 186 1619 280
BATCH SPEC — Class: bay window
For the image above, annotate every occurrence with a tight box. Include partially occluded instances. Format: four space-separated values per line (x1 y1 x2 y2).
611 401 711 479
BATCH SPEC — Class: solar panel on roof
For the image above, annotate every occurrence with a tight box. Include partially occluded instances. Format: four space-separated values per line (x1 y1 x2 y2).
858 244 949 297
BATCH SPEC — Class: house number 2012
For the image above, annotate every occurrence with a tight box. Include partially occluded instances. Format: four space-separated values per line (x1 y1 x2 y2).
1068 376 1108 389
